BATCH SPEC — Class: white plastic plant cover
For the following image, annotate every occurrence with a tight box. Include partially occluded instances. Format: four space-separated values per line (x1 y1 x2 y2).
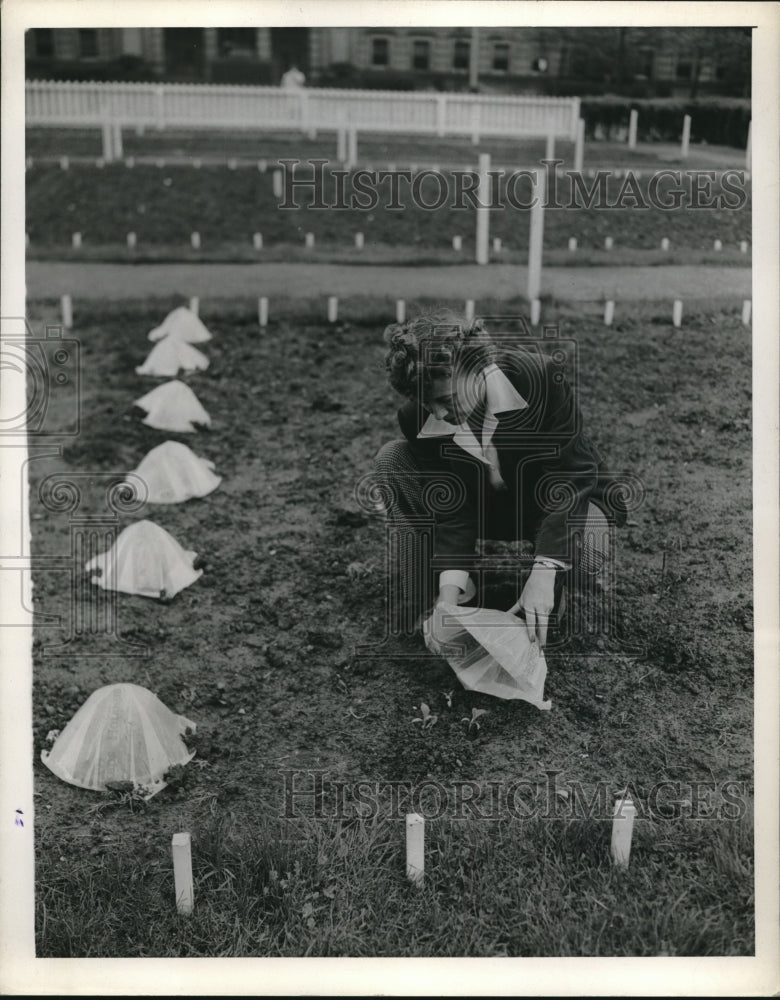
423 603 552 708
148 305 213 343
85 519 203 599
124 441 221 504
136 338 210 377
134 380 211 433
40 683 196 797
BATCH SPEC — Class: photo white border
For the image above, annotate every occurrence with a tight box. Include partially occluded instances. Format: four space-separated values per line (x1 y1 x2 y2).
1 1 777 995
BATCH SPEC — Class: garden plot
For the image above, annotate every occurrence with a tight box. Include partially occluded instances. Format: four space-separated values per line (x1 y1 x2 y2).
27 295 753 957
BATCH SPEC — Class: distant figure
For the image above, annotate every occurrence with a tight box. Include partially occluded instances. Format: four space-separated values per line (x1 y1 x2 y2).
281 64 306 89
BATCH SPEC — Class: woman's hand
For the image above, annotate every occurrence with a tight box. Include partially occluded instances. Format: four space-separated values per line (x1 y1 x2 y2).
508 565 556 649
426 585 463 654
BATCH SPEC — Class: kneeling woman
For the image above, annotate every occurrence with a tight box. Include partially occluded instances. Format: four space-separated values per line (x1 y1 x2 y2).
374 309 624 648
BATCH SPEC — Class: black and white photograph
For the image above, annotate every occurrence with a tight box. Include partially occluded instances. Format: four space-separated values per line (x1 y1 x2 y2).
1 1 777 994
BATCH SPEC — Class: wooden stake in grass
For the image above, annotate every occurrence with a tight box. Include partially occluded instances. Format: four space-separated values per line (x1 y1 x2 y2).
568 237 578 252
346 128 358 170
396 299 406 324
258 297 269 328
492 237 502 253
156 158 166 169
193 158 202 170
604 236 614 250
61 294 73 329
604 300 615 326
713 239 722 251
172 832 194 915
475 152 490 266
257 159 267 173
574 117 585 173
628 108 638 149
464 299 475 322
530 298 541 325
273 170 283 198
527 167 546 304
72 232 82 249
660 237 670 252
610 796 636 869
406 813 424 887
305 232 315 249
680 114 691 159
60 156 69 171
545 133 556 162
189 297 199 317
191 232 201 250
673 300 683 328
327 296 339 323
452 235 462 251
740 240 748 254
741 299 751 325
354 232 364 250
228 158 237 170
127 232 137 249
253 232 263 250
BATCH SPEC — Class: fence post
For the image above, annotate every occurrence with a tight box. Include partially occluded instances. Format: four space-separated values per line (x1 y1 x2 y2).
337 128 346 164
436 94 446 138
112 123 123 159
471 102 481 145
346 128 358 170
681 114 691 159
475 152 490 265
527 167 546 303
628 109 638 149
574 118 585 172
155 85 165 131
101 121 113 162
545 133 556 162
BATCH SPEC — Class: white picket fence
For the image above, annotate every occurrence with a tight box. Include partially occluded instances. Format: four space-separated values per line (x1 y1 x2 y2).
26 79 581 141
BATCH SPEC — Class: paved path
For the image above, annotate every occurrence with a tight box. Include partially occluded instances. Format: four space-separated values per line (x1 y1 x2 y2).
26 261 750 303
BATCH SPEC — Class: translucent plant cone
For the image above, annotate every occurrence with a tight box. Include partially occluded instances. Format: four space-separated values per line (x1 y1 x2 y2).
136 338 209 377
134 380 211 433
148 306 212 343
124 441 221 504
85 519 202 599
423 603 552 708
41 683 196 796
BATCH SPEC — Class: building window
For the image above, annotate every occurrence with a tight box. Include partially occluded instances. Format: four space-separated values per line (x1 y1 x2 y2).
412 39 431 71
34 28 55 58
676 57 692 79
453 39 470 71
371 37 389 67
217 28 257 58
78 28 99 59
492 42 510 73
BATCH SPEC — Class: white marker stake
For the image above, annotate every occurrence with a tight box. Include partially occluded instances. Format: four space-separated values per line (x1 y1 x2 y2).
713 239 722 251
258 297 269 328
191 232 201 250
527 168 546 304
610 797 636 869
112 123 123 159
604 236 614 250
156 158 165 169
60 156 69 170
327 296 339 323
492 237 502 253
452 235 462 251
395 299 406 324
681 114 691 160
189 297 199 317
530 298 541 325
258 159 267 173
673 300 683 328
193 158 201 170
545 133 556 162
61 294 73 329
628 108 638 149
568 237 577 252
228 158 237 170
305 232 315 249
253 232 263 250
273 170 283 198
604 300 615 326
741 299 751 325
72 232 82 249
661 237 670 252
406 813 424 887
127 232 137 249
464 299 475 322
346 128 358 170
354 232 364 250
740 240 748 254
172 832 194 915
574 117 585 173
475 152 490 266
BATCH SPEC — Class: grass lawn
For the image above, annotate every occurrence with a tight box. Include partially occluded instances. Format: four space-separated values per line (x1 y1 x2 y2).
29 295 753 957
26 159 750 263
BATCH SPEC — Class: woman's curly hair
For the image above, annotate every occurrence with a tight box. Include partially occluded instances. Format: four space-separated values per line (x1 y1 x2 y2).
383 308 495 400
